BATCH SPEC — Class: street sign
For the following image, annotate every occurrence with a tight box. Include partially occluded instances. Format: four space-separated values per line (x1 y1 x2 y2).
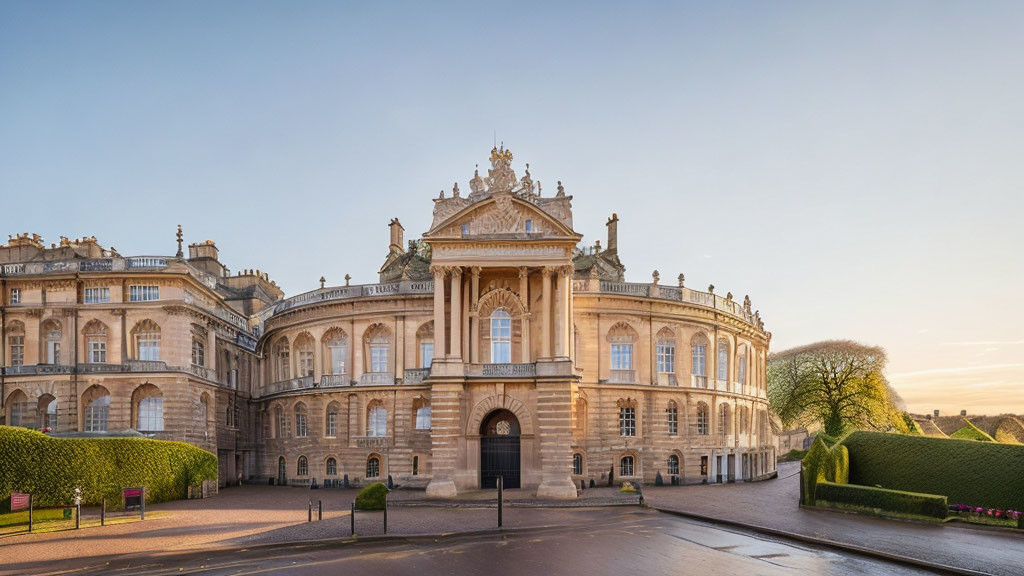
123 487 143 508
10 493 29 511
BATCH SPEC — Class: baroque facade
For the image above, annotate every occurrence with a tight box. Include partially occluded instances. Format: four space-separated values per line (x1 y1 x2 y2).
1 147 775 497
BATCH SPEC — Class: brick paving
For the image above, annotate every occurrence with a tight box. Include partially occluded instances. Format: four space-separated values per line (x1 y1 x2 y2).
643 461 1024 576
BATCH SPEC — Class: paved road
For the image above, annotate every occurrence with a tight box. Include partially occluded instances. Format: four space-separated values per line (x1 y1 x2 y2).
644 461 1024 576
17 510 934 576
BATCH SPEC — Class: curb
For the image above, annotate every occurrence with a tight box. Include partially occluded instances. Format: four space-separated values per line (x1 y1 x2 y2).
650 506 993 576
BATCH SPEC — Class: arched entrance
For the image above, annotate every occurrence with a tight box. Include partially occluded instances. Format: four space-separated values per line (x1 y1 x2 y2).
480 409 520 489
277 456 287 485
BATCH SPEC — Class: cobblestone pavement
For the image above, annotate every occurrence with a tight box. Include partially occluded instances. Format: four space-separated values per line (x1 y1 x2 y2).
8 508 935 576
643 461 1024 576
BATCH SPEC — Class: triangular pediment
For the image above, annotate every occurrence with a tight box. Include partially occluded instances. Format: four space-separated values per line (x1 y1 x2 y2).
425 193 579 241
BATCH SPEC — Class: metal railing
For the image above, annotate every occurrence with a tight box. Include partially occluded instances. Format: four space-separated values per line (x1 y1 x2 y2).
319 373 350 387
360 372 394 385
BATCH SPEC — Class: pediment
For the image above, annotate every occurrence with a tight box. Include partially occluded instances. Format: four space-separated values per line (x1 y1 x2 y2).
425 193 578 240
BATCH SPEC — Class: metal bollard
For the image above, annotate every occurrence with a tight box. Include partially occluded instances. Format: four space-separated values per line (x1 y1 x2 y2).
101 498 106 527
350 502 355 536
318 500 323 521
28 495 33 533
308 500 312 523
497 475 503 528
383 495 388 534
76 504 81 530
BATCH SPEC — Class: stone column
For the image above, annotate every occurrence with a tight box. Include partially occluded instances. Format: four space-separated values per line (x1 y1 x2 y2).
462 279 470 360
555 267 570 358
432 267 446 358
519 267 530 363
449 267 462 360
541 267 552 358
470 267 480 363
347 319 356 383
535 379 578 499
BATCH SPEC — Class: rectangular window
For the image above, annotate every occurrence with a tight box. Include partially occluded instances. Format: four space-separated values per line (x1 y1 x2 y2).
738 357 747 385
369 407 387 437
9 289 20 304
295 413 308 437
415 406 431 430
421 341 433 368
9 401 30 427
86 402 109 432
84 288 110 303
299 350 314 377
88 338 106 363
370 345 388 373
192 340 205 366
330 345 347 374
46 340 60 364
129 285 160 302
692 345 706 377
326 412 338 437
9 336 24 366
138 398 164 431
619 407 636 437
611 344 633 370
657 343 675 373
717 344 729 381
667 406 678 435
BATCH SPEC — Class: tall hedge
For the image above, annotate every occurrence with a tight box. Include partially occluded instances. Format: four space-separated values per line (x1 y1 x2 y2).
843 431 1024 511
0 426 217 509
801 435 849 505
815 481 948 519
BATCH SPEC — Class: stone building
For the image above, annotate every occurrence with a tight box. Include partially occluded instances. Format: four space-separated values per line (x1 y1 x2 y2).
1 146 775 497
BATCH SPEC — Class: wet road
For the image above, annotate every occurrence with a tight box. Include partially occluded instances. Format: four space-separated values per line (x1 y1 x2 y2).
51 509 935 576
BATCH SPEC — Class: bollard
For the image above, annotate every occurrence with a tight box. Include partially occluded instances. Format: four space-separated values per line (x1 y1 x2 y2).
318 500 323 521
497 475 503 528
101 498 106 527
76 504 81 530
799 466 805 505
28 495 33 533
141 486 146 521
308 500 312 523
383 494 388 534
350 502 355 536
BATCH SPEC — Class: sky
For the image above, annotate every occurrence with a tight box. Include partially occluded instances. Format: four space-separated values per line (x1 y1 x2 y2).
1 1 1022 415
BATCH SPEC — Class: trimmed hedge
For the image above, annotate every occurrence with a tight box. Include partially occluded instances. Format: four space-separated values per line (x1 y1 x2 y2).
355 482 388 511
801 435 849 505
0 426 217 509
950 420 995 442
815 481 948 519
843 430 1024 511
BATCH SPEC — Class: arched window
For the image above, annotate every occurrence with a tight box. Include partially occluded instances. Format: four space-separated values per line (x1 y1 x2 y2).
39 395 58 429
83 321 107 364
278 456 286 482
295 334 314 377
274 338 290 381
666 401 678 435
620 455 634 477
415 404 431 430
367 402 387 437
607 323 637 375
42 319 62 364
717 339 729 382
325 331 348 375
691 333 708 386
6 390 30 428
656 327 676 374
367 456 380 478
719 403 731 436
667 454 680 476
133 384 164 432
297 456 308 477
416 322 434 368
364 324 392 374
325 402 340 437
295 403 308 437
83 386 110 432
131 320 161 361
737 345 747 388
7 322 25 366
326 457 338 476
696 402 709 436
490 310 512 363
573 453 583 475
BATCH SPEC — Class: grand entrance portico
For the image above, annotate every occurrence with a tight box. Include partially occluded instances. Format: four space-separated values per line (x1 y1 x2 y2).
423 146 581 499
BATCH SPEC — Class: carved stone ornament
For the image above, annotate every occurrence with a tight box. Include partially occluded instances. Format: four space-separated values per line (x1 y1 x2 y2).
478 195 522 234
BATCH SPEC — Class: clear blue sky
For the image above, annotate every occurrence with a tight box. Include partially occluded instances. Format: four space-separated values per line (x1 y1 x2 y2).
2 1 1022 414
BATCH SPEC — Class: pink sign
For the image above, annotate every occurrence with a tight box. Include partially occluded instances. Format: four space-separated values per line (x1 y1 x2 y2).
10 493 29 511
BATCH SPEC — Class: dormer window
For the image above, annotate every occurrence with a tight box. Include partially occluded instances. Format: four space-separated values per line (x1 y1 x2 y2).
524 219 533 233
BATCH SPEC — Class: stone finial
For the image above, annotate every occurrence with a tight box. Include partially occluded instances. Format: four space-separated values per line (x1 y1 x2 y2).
175 224 184 258
652 270 660 284
726 292 733 301
678 273 685 288
708 284 715 294
556 181 565 197
743 295 752 312
345 274 351 287
320 276 326 289
453 182 460 198
438 189 445 199
469 164 484 194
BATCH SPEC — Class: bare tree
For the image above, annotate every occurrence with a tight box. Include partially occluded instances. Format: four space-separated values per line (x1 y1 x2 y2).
768 340 907 437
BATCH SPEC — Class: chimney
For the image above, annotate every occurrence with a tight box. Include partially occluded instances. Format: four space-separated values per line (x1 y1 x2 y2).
389 218 405 254
960 409 967 417
605 213 619 255
933 409 940 418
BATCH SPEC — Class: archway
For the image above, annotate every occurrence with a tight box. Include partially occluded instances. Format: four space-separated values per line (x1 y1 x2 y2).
479 409 520 489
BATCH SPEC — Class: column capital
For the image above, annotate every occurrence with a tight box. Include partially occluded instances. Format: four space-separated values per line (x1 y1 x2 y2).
518 266 529 279
470 266 481 278
450 266 463 279
430 265 447 278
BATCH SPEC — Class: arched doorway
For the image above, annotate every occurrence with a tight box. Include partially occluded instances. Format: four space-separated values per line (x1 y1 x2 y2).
480 409 520 489
277 456 287 485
